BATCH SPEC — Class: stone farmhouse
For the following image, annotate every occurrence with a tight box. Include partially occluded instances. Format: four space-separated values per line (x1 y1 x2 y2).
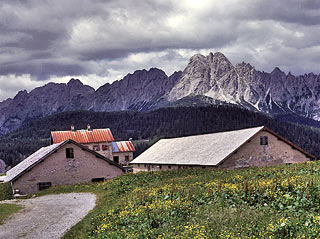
131 126 315 172
5 139 125 194
51 125 135 165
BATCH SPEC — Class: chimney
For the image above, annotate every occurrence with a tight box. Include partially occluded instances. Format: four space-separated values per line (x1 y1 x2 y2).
87 124 91 131
71 124 75 132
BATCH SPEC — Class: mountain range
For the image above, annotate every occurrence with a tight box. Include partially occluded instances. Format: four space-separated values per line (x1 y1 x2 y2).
1 52 320 135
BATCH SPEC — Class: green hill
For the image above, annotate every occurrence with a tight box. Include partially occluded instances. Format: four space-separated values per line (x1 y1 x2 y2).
32 162 320 238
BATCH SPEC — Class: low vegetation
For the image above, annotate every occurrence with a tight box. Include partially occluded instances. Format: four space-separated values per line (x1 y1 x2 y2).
0 182 13 201
30 161 320 238
0 204 23 224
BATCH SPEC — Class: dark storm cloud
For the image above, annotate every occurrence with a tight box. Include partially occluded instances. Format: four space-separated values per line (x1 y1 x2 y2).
0 0 320 99
250 0 320 26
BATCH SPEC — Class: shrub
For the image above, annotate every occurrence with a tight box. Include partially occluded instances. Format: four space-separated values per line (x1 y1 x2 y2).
0 182 13 201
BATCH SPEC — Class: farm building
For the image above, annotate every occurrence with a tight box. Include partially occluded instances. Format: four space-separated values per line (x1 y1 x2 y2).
5 139 125 194
131 126 315 172
51 125 135 165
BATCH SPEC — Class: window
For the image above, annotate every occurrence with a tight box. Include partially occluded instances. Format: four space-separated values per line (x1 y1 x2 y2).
91 178 105 183
125 156 130 162
260 136 268 145
102 145 108 151
93 145 100 151
66 148 74 158
113 156 119 163
159 165 162 169
38 182 52 191
168 165 171 169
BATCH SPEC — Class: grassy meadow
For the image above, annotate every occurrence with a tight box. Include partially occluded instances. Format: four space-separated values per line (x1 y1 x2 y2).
0 204 23 224
29 161 320 239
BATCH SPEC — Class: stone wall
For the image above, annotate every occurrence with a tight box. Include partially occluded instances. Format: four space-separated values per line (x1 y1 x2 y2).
12 142 124 194
219 130 310 169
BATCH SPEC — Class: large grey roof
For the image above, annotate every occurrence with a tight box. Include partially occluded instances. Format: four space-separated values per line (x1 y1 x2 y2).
5 142 64 182
131 126 264 166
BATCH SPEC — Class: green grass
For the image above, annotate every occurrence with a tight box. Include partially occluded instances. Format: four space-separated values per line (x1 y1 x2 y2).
0 182 13 201
0 204 23 224
30 161 320 238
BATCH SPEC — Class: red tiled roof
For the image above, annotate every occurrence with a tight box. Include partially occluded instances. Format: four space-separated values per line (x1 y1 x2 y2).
51 129 114 144
112 141 135 152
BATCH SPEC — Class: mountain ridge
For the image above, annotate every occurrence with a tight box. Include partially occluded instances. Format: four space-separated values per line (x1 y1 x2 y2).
1 52 320 134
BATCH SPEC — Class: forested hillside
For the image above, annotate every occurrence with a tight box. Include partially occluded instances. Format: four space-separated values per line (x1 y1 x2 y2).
1 105 320 168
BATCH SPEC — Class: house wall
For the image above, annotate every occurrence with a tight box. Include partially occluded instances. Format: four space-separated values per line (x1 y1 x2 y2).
83 143 134 165
219 130 311 169
112 152 134 165
83 142 113 159
12 142 124 194
132 130 311 172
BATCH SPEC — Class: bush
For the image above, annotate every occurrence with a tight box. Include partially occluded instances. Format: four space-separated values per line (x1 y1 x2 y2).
0 182 13 201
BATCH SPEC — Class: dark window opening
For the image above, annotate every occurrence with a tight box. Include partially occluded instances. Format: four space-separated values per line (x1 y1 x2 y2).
159 165 162 169
113 156 119 163
66 148 74 158
260 136 268 145
125 156 130 162
93 145 100 151
91 178 105 183
38 182 52 191
102 144 108 151
168 165 171 169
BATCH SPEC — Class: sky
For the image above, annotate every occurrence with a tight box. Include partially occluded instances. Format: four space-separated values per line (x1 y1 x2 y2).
0 0 320 101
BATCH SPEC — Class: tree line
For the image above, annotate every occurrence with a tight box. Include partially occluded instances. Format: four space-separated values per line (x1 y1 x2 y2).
1 105 320 168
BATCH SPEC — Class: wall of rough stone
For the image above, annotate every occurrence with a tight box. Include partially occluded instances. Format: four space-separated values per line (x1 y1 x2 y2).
13 142 123 194
219 130 310 169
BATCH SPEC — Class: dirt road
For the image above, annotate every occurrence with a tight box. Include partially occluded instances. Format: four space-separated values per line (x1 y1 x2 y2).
0 193 96 239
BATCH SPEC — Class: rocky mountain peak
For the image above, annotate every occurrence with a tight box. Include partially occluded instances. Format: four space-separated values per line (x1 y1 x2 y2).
67 78 84 87
271 67 283 75
189 53 206 63
13 90 28 100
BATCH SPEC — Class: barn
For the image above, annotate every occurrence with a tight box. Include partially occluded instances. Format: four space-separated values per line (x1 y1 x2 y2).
131 126 315 172
5 139 125 194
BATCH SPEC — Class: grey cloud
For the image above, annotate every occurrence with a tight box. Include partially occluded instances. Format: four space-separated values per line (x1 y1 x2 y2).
0 0 320 84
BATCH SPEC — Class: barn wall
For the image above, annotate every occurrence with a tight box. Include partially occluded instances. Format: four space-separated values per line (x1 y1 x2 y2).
219 130 310 169
132 164 214 173
13 142 123 194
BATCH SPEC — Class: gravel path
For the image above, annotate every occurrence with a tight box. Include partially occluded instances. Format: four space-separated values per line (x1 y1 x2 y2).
0 193 96 239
